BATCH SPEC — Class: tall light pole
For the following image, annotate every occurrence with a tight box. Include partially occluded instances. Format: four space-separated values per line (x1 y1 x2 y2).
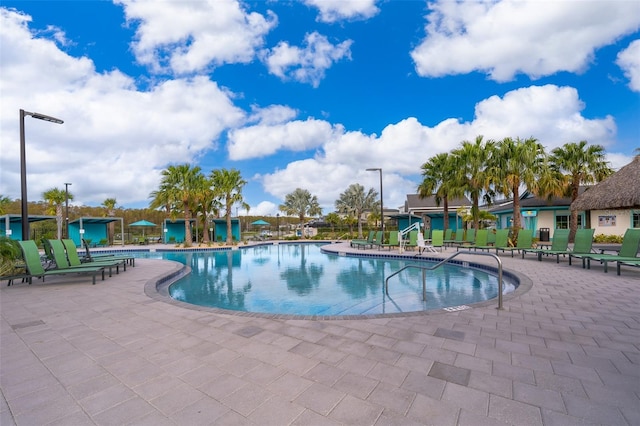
276 213 280 240
20 109 64 240
64 183 72 239
366 168 384 234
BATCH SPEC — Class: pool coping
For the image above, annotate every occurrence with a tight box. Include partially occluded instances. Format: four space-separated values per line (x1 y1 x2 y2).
143 241 533 320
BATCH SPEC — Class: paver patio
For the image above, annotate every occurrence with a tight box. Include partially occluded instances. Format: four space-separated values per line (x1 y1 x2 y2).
1 242 639 425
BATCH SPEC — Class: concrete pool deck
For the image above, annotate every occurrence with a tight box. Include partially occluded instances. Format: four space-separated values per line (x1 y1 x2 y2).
1 242 639 425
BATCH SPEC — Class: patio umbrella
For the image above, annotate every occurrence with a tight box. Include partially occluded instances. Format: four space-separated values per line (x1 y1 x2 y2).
251 219 270 226
129 220 157 238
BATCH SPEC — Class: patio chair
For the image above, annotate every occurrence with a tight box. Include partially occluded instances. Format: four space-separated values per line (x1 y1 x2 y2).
82 239 135 266
378 231 399 250
459 229 488 252
351 231 376 249
496 229 533 257
48 240 120 277
416 232 436 254
492 229 510 254
18 240 106 285
442 229 454 246
616 259 640 275
521 229 570 262
453 229 476 248
431 230 444 252
62 239 128 273
571 228 640 274
446 230 464 247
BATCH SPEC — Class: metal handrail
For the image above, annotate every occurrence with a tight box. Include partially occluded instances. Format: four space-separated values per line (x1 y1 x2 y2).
384 251 504 310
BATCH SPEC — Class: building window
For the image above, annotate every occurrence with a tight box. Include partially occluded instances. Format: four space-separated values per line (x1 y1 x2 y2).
556 215 569 229
633 212 640 228
556 214 582 229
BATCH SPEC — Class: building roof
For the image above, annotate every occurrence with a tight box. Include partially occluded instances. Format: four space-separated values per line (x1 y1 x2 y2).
489 188 587 213
405 194 471 211
571 156 640 211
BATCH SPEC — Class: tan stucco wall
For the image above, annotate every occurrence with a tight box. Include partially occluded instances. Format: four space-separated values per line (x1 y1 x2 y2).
588 209 633 236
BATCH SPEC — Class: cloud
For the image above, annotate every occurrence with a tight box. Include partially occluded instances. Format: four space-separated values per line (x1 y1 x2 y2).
0 9 244 206
411 1 640 81
303 0 380 23
616 39 640 92
227 118 341 160
115 0 276 74
261 31 352 87
259 84 619 212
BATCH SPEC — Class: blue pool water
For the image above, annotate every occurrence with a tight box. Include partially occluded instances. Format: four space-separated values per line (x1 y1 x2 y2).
138 243 515 316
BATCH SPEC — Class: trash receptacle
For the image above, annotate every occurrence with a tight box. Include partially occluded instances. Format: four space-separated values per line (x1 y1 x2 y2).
539 228 550 242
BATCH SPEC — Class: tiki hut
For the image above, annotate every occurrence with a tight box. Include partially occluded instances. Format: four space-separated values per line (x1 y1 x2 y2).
571 156 640 211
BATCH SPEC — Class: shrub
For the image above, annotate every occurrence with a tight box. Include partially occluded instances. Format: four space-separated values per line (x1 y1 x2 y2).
593 234 623 244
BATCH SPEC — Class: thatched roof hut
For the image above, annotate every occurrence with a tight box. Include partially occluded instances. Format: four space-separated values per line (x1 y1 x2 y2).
571 156 640 211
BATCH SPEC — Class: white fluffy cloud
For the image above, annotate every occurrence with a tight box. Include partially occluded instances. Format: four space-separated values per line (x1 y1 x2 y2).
411 1 640 81
115 0 276 74
262 32 352 87
616 39 640 92
260 84 620 211
228 118 342 160
0 9 244 206
303 0 380 23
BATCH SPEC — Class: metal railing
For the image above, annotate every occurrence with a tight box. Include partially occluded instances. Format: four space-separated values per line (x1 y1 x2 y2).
384 251 504 310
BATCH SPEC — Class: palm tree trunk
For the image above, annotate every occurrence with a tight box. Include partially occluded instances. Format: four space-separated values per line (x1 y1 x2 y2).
512 186 521 240
184 209 192 247
569 178 580 242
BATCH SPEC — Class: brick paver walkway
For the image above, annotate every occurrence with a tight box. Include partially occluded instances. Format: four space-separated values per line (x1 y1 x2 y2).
1 242 638 425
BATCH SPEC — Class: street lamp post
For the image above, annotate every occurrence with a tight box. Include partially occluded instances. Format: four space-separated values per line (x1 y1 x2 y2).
64 182 72 239
20 109 64 240
276 213 280 240
366 168 384 234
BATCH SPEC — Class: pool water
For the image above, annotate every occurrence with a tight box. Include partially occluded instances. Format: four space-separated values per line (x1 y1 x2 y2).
140 243 515 316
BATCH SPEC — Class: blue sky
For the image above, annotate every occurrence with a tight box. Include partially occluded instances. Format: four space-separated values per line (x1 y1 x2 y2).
1 1 639 216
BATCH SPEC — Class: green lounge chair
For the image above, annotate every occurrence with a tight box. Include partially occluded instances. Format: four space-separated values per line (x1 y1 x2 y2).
379 231 399 250
18 240 105 285
442 229 454 246
454 229 476 249
431 230 444 252
459 229 488 252
616 259 640 275
351 230 376 249
82 239 135 266
565 228 596 265
48 240 121 277
521 229 570 262
447 230 464 247
492 229 510 254
406 230 419 251
497 229 533 257
62 239 130 272
572 228 640 273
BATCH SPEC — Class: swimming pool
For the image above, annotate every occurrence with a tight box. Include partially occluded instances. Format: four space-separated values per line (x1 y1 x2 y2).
140 243 517 316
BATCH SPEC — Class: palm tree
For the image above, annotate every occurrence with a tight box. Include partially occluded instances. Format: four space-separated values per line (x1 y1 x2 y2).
418 152 461 232
550 141 613 241
451 136 495 231
490 137 546 236
210 168 249 245
279 188 322 238
0 195 11 215
325 212 341 234
149 164 204 247
43 187 73 239
102 198 117 245
335 184 378 239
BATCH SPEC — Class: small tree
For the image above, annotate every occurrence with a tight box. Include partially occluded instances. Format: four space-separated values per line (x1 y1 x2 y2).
279 188 322 239
43 187 73 239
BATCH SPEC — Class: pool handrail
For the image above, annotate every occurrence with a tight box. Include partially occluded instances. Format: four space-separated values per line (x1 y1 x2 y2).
384 251 504 310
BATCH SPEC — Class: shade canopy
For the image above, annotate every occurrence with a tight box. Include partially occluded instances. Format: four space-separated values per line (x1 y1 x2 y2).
129 220 157 227
251 219 271 226
571 156 640 211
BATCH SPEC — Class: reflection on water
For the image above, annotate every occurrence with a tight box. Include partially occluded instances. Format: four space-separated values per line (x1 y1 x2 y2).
152 243 515 315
